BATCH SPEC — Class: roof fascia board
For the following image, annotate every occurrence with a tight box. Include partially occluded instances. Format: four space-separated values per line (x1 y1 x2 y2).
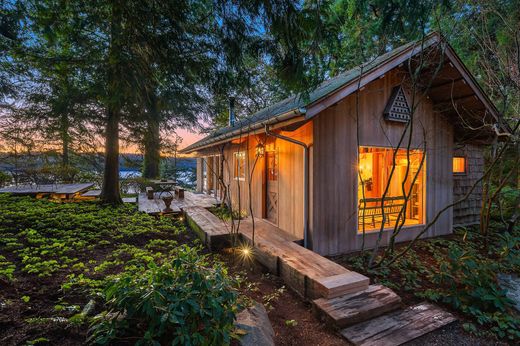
184 114 307 154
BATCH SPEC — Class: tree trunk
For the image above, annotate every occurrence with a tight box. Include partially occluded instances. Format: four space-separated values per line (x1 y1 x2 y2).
60 112 70 167
100 0 123 204
143 93 160 179
101 108 122 203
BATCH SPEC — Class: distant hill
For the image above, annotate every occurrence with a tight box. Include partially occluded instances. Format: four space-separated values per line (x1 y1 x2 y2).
0 152 196 173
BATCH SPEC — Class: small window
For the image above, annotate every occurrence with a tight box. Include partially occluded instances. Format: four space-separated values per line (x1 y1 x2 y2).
453 157 466 174
233 152 246 180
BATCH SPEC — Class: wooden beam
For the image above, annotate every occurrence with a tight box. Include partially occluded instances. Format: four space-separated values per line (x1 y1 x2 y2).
443 47 501 121
428 77 464 92
436 93 477 103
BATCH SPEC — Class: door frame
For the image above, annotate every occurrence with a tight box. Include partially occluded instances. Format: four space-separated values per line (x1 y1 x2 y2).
264 149 279 225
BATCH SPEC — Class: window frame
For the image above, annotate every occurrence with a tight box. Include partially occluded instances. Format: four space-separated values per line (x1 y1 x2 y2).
356 145 427 234
452 156 467 175
233 151 246 181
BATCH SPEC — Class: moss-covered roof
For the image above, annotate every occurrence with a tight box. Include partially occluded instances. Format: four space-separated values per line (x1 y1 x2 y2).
182 34 439 153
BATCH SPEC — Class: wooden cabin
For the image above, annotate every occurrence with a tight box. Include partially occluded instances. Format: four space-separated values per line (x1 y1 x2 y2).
181 33 506 256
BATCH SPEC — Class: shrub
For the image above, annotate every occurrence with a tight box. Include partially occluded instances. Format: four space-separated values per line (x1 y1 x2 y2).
0 170 11 187
89 245 239 345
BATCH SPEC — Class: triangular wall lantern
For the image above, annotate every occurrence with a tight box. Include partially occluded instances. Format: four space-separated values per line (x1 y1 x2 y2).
383 86 411 123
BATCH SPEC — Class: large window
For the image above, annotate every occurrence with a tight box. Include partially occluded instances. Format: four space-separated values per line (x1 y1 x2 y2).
233 152 246 180
358 147 425 232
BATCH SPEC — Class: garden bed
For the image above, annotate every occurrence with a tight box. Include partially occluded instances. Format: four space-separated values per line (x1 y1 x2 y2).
0 195 345 345
331 225 520 344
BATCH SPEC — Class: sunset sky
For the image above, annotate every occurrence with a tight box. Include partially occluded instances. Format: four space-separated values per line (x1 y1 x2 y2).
177 128 204 149
119 127 204 155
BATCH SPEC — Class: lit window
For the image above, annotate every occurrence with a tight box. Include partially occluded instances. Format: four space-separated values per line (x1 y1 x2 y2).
233 152 246 180
453 157 466 174
358 146 426 232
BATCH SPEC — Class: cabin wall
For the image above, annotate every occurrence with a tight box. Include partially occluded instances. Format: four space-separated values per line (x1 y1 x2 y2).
312 70 453 256
453 144 484 226
217 122 313 239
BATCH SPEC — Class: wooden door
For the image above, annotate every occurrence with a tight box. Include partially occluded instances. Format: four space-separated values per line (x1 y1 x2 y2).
266 151 279 224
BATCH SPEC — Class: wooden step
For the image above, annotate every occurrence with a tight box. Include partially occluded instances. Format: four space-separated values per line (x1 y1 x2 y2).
312 272 370 299
340 302 456 346
313 285 401 328
184 206 230 250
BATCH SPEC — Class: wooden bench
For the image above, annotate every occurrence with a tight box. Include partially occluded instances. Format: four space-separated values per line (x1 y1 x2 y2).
358 196 405 228
146 187 154 200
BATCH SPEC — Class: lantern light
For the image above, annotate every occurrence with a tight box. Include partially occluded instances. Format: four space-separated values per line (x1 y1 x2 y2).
255 143 265 157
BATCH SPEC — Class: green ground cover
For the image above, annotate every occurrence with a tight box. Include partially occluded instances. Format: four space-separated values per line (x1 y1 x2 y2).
335 225 520 342
0 195 239 345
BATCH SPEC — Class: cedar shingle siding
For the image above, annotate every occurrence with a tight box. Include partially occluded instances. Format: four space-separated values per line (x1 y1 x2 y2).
453 144 484 226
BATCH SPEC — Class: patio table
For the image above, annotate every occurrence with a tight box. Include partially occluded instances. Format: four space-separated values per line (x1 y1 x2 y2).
150 179 177 197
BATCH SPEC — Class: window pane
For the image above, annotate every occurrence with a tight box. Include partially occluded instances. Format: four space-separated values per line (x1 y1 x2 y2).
267 152 278 181
358 147 425 232
453 157 466 174
234 152 246 179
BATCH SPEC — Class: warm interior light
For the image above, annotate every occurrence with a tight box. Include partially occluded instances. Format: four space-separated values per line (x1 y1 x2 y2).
453 157 466 174
358 153 373 182
358 146 425 232
255 143 265 157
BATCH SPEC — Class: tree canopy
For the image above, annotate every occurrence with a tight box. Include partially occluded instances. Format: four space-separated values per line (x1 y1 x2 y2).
0 0 517 201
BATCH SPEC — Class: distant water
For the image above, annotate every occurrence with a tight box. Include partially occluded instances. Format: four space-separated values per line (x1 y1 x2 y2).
120 170 141 178
118 169 194 188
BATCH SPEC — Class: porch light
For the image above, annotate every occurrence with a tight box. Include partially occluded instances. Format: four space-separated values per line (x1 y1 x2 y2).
255 143 265 157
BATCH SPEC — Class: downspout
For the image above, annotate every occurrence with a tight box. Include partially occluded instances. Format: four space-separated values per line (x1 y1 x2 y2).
265 124 310 249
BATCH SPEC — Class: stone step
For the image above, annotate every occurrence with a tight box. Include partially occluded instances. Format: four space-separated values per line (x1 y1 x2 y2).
313 272 370 299
313 285 402 328
340 302 456 346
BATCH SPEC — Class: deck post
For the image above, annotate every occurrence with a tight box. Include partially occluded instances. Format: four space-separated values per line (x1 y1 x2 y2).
213 156 219 198
196 158 203 193
207 156 214 195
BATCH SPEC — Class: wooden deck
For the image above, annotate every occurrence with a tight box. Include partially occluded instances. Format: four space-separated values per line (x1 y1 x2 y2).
0 183 94 198
138 191 220 215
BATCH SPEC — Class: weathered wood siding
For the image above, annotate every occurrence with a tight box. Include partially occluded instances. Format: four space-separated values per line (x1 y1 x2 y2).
453 144 484 226
219 122 313 239
312 70 454 255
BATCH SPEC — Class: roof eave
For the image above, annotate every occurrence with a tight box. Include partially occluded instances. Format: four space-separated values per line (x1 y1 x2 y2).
180 107 306 154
